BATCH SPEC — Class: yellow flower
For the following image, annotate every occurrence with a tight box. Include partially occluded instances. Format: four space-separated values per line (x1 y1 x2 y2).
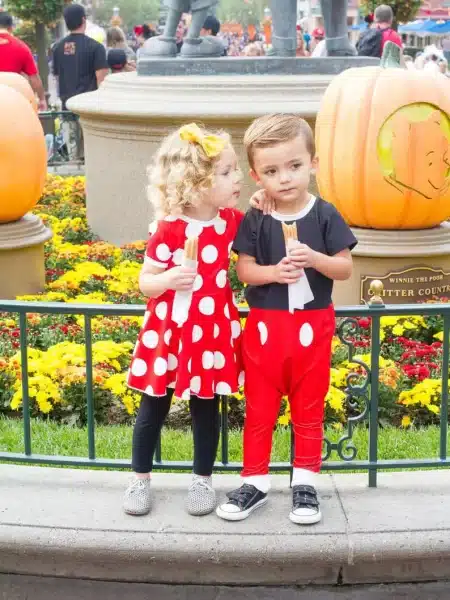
401 415 411 428
392 324 404 336
326 386 346 414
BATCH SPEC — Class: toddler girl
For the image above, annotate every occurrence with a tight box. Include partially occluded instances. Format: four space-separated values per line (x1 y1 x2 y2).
124 123 245 517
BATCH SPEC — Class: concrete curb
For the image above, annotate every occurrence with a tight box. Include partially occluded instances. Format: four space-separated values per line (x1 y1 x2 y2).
1 466 450 586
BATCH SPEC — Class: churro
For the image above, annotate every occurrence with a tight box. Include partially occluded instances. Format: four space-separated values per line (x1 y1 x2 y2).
281 222 298 243
184 236 198 261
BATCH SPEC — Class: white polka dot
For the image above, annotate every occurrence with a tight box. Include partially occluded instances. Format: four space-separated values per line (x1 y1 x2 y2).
231 321 241 339
155 302 168 320
193 274 203 292
216 382 232 395
190 376 201 394
179 340 183 353
131 358 147 377
232 294 239 308
173 248 184 265
188 359 192 372
214 351 225 369
224 304 230 319
202 245 218 264
168 381 176 389
199 297 215 316
143 311 150 328
214 219 227 235
186 221 203 238
216 270 227 288
164 215 177 222
181 389 190 400
258 321 268 345
228 242 233 255
238 371 245 386
164 329 172 345
192 325 203 343
156 243 171 262
214 324 220 339
154 357 168 376
142 330 159 349
145 384 154 395
202 351 214 370
168 353 178 370
299 322 314 347
148 221 158 235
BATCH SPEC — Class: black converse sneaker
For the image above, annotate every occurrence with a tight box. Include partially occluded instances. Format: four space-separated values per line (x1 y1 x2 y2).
216 484 268 521
289 484 322 525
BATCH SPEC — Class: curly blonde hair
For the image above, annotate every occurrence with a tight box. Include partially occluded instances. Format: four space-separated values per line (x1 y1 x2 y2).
148 125 231 218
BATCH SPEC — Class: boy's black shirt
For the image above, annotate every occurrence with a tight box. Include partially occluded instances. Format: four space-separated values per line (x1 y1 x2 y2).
232 196 357 311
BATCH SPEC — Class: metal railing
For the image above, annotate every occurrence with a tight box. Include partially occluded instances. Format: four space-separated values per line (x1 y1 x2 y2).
0 286 449 487
39 110 84 168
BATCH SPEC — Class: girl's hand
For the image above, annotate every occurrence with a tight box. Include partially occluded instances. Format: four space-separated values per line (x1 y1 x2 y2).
272 257 303 285
164 266 197 291
289 243 317 269
249 189 275 215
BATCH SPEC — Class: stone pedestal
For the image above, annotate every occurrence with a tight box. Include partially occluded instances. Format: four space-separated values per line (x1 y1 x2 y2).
68 60 375 246
0 214 52 299
333 223 450 306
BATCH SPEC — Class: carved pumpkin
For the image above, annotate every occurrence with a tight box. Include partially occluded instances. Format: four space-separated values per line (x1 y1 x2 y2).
315 43 450 230
0 72 38 112
0 84 47 223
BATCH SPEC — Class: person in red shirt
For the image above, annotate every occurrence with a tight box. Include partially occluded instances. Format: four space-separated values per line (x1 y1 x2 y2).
374 4 402 53
0 12 47 111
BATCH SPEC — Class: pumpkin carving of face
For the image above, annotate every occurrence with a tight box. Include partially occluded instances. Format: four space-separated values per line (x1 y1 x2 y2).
378 104 450 202
315 42 450 230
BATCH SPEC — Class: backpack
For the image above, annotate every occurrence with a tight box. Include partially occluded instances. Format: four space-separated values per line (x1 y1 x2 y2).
356 28 385 58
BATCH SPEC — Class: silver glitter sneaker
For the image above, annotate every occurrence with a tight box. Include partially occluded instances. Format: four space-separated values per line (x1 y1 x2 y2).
123 477 151 516
186 475 216 516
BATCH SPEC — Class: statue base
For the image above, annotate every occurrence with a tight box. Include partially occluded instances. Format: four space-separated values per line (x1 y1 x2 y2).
0 213 52 299
137 56 377 77
333 224 450 306
68 56 376 246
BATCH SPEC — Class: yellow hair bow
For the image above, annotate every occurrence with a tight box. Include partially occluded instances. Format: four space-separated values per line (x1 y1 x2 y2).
179 123 226 158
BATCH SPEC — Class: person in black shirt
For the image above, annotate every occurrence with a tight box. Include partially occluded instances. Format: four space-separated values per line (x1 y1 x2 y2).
52 3 108 110
216 114 357 525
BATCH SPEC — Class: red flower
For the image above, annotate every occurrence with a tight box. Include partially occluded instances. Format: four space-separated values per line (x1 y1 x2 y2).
358 318 370 329
418 365 430 380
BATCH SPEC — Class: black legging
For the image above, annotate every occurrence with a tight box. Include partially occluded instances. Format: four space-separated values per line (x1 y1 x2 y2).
132 391 221 476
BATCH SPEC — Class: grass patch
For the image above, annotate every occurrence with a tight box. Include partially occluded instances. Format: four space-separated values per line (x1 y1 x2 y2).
1 418 449 470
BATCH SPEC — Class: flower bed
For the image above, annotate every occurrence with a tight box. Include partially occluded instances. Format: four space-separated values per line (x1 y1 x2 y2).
0 175 448 429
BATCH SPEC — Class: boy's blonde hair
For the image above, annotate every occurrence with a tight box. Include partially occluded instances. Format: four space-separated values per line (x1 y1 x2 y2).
244 113 315 169
148 125 230 218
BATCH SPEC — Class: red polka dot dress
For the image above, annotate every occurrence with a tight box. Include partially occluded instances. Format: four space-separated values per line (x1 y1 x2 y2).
127 208 244 400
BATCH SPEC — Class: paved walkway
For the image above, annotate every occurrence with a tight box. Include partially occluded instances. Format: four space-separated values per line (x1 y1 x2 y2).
2 575 450 600
1 466 450 586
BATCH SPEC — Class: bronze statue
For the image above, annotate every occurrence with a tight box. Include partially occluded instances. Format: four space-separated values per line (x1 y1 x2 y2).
271 0 356 57
143 0 223 58
143 0 355 60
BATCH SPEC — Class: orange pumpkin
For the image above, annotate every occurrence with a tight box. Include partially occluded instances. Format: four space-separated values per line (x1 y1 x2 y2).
315 43 450 230
0 72 38 112
0 84 47 223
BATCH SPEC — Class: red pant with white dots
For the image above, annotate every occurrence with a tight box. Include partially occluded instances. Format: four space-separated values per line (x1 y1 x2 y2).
241 305 335 482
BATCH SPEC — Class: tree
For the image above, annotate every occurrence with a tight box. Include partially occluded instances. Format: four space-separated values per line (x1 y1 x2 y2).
6 0 66 92
359 0 422 26
95 0 159 29
217 0 268 26
14 20 50 55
